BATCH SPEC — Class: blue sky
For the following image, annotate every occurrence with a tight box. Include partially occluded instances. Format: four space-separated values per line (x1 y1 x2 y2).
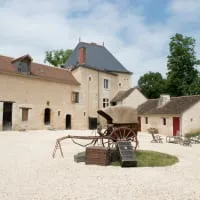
0 0 200 85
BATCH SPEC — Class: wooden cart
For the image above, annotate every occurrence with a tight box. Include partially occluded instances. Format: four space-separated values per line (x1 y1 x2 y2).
52 106 139 158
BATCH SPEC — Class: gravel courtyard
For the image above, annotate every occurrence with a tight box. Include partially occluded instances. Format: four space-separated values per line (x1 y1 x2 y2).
0 130 200 200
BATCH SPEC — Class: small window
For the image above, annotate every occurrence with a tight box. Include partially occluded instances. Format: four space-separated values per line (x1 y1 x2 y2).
163 118 166 125
103 98 109 108
22 108 29 121
88 75 92 81
58 111 61 116
145 117 148 124
104 79 109 89
72 92 79 103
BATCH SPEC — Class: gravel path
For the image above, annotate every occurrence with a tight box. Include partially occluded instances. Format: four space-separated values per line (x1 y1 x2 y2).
0 130 200 200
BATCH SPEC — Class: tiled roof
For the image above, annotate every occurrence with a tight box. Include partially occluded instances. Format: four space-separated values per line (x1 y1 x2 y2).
111 88 135 102
0 55 79 85
137 95 200 115
65 42 132 74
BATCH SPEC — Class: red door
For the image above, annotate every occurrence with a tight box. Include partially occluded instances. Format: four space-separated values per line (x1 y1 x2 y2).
173 117 180 136
138 117 141 131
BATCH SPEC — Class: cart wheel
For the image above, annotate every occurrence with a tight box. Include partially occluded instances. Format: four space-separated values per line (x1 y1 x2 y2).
109 127 138 150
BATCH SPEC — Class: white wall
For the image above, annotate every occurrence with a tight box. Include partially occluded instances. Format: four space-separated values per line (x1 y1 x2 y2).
0 102 3 130
122 89 147 108
182 101 200 135
72 67 133 128
140 114 180 136
0 73 85 130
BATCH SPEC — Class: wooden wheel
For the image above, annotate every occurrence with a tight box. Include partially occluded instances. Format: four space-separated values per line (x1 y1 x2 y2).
109 127 138 150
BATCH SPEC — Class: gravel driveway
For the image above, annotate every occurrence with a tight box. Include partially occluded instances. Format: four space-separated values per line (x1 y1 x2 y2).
0 130 200 200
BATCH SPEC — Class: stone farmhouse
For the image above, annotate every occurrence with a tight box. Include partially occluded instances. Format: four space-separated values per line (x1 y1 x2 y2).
110 87 147 108
0 42 141 131
137 94 200 136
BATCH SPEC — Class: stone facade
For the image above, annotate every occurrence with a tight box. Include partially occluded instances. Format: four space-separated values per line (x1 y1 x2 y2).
182 101 200 134
140 114 180 136
0 56 133 131
71 67 132 128
0 72 85 130
0 40 138 131
138 95 200 136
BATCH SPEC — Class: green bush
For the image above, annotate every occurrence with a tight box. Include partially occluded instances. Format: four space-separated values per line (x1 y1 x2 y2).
185 129 200 138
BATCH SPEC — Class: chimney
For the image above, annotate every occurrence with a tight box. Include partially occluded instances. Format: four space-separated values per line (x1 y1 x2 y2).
78 47 86 65
157 94 170 107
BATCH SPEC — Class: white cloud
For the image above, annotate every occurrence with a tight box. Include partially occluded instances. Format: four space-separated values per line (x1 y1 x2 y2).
0 0 200 85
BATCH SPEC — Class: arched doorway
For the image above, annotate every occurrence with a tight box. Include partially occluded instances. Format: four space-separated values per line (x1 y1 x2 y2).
44 108 51 125
66 114 71 129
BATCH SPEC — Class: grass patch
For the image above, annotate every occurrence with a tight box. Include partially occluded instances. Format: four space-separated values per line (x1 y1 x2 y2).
135 150 178 167
110 150 178 167
75 150 179 167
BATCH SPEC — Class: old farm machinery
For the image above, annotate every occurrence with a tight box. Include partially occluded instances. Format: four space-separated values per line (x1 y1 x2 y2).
52 106 139 165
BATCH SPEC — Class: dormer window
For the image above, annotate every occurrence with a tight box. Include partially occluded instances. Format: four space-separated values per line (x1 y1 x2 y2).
11 54 32 75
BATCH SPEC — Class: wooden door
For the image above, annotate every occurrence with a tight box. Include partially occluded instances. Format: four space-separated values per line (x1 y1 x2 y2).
173 117 180 136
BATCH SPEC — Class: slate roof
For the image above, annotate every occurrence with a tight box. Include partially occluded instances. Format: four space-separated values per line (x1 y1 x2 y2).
137 95 200 115
65 42 132 74
111 88 136 102
0 55 79 85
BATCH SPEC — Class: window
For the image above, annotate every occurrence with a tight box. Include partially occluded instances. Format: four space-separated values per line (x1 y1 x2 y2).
72 92 79 103
104 79 109 89
22 108 29 121
145 117 148 124
163 118 166 125
88 75 92 81
103 98 109 108
16 61 29 74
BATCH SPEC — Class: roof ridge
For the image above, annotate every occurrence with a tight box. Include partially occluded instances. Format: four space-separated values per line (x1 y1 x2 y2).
171 95 200 99
32 62 72 72
0 54 71 72
79 41 104 47
65 42 132 74
0 54 79 85
0 54 14 59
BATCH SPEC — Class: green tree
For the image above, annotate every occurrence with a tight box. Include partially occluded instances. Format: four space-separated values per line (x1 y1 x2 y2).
189 75 200 94
138 72 166 98
167 33 200 96
44 49 72 67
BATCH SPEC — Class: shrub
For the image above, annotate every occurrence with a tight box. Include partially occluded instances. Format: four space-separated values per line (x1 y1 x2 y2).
147 127 158 134
185 129 200 138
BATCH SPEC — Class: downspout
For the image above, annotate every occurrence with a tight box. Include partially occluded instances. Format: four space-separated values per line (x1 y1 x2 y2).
98 71 100 110
97 71 100 122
